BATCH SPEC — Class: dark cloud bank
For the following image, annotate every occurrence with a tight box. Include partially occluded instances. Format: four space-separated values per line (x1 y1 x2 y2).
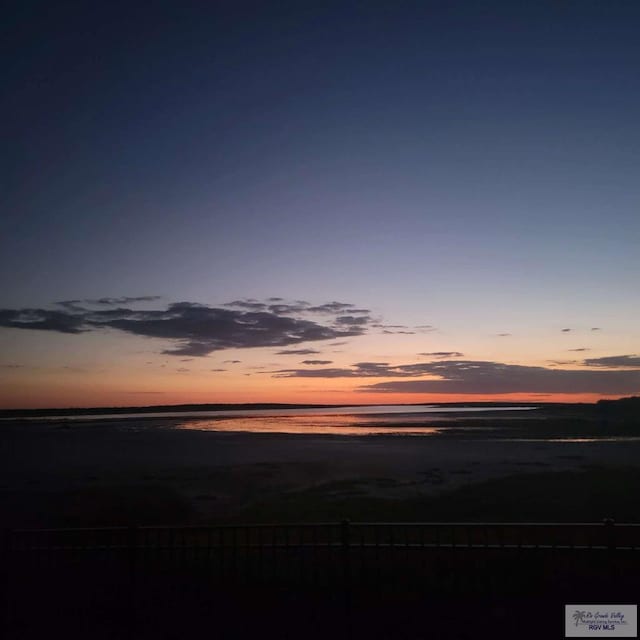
0 299 372 357
274 359 640 395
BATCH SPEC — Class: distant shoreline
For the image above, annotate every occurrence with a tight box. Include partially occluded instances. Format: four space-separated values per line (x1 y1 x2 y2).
0 400 577 419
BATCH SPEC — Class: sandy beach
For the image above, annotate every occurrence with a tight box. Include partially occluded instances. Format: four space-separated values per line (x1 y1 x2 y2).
3 416 640 527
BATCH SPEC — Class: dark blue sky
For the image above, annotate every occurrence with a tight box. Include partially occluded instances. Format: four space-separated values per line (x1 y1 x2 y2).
2 1 639 405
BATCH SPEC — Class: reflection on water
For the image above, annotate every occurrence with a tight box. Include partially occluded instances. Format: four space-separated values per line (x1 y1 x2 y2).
174 413 640 441
176 414 444 436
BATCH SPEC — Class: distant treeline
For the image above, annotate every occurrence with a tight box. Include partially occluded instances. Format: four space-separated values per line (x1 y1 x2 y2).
0 403 348 419
596 395 640 416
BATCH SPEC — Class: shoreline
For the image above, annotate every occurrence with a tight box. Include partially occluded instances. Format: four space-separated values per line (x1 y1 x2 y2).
0 400 555 419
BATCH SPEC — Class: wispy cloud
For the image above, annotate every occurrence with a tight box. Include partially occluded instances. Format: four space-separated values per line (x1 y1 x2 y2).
419 351 464 358
582 355 640 368
223 299 267 311
415 325 437 332
0 308 86 334
273 361 434 378
336 315 370 326
301 360 333 365
225 299 370 317
275 349 321 355
58 296 162 309
372 324 409 329
374 323 431 335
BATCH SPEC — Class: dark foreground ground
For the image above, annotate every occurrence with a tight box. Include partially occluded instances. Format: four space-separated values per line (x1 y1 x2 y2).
2 409 640 527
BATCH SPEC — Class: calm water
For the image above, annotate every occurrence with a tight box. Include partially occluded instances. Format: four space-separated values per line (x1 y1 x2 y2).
173 406 536 435
5 404 537 421
4 405 640 441
4 404 538 436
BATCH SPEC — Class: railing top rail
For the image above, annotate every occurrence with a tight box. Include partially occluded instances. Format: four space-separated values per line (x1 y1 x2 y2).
352 521 637 527
6 520 639 535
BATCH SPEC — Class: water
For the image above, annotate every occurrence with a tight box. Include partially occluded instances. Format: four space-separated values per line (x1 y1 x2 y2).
3 404 539 436
174 406 538 435
3 403 537 422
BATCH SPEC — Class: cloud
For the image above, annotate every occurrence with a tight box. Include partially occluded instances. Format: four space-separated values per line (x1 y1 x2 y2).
301 360 333 365
568 348 590 352
308 302 366 314
497 333 512 337
223 300 268 311
267 303 310 315
561 328 571 332
210 368 227 372
0 298 371 357
591 327 602 331
359 360 640 395
0 308 87 334
225 299 371 317
419 352 464 358
271 357 640 395
382 329 415 335
58 296 162 308
272 361 421 378
374 323 431 335
273 368 362 378
582 355 640 368
372 324 409 329
336 315 370 326
223 360 241 364
92 296 162 305
275 349 321 355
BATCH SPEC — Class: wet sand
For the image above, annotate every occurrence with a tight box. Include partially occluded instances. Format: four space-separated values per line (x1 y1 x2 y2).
2 419 640 526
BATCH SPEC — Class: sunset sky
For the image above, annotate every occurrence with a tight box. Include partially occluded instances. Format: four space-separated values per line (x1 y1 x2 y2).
2 1 639 408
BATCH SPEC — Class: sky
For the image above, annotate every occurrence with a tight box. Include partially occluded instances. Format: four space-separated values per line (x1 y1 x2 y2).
2 1 639 408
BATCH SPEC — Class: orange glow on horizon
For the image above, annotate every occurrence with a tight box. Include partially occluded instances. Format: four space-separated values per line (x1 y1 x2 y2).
0 385 628 410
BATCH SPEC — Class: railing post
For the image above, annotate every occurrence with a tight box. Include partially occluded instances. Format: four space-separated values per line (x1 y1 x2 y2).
1 529 11 634
340 519 351 638
127 526 138 638
603 518 617 590
603 518 615 550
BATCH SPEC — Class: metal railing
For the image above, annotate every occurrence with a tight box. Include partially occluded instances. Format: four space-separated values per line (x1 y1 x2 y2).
5 518 640 552
3 521 640 639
